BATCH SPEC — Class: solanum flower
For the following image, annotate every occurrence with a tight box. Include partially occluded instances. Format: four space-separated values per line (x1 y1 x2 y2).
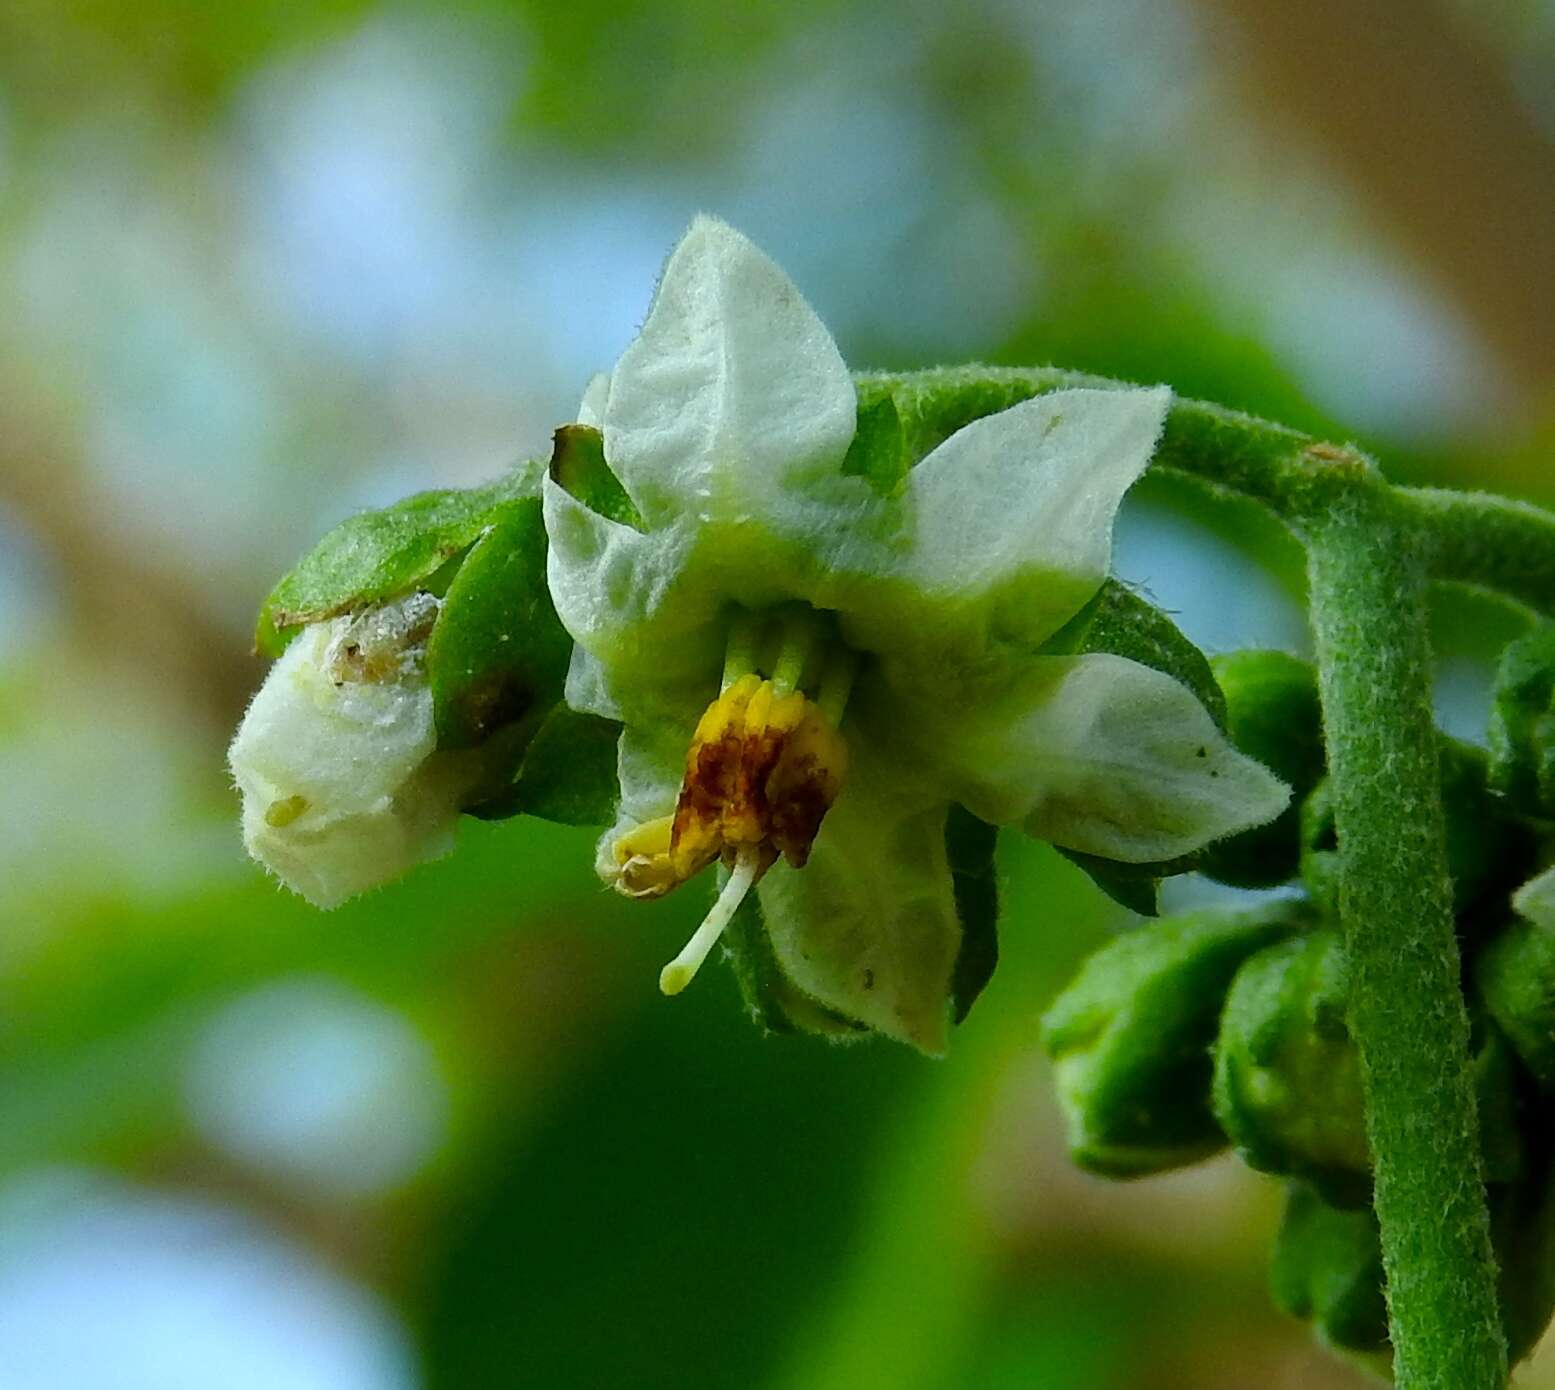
229 593 480 908
543 216 1289 1052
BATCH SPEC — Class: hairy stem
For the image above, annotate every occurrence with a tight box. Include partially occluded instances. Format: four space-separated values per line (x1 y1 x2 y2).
1402 486 1555 616
1303 478 1505 1390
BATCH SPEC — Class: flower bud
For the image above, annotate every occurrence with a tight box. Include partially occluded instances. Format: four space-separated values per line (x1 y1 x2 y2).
1041 901 1306 1178
1213 930 1370 1207
229 594 483 908
1199 650 1324 889
1216 931 1523 1205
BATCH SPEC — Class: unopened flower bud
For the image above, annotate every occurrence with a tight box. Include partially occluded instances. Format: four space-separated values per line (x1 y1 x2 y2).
1216 930 1523 1205
1041 901 1306 1177
229 594 480 908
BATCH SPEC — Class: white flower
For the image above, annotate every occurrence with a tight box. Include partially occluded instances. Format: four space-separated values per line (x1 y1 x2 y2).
229 593 475 908
543 216 1289 1052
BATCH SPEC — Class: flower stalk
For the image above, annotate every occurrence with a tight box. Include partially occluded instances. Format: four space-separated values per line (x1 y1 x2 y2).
1302 480 1506 1390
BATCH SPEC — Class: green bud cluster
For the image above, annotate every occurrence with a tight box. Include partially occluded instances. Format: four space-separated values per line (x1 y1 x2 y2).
1044 637 1555 1377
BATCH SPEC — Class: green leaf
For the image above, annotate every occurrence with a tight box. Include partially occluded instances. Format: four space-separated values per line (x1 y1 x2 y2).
1476 915 1555 1092
548 423 643 529
504 706 622 827
256 463 541 656
426 498 571 749
1041 900 1306 1178
945 805 998 1024
838 393 907 496
1199 650 1324 889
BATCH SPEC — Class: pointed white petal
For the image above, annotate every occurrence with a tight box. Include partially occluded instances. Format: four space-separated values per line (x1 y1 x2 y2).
603 215 856 527
902 652 1289 864
757 748 959 1055
906 386 1169 647
576 371 610 427
542 475 721 701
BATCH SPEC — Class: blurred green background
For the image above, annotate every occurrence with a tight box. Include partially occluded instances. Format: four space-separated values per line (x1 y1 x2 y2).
1 1 1554 1386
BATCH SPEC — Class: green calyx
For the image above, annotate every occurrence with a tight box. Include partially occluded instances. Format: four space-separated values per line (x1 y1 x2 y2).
1040 900 1307 1178
255 462 541 656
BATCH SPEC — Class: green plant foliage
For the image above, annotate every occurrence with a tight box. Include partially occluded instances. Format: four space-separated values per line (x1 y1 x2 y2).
1489 622 1555 817
1476 917 1555 1091
502 706 622 827
1213 930 1375 1208
1216 930 1525 1206
1041 901 1306 1177
1301 736 1530 920
1274 1148 1555 1372
1199 650 1324 888
425 498 571 749
945 805 999 1024
1270 1181 1389 1359
838 393 908 496
255 464 541 656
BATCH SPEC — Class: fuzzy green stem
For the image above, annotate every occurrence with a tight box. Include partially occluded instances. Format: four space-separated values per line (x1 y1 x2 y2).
1402 486 1555 616
1303 479 1506 1390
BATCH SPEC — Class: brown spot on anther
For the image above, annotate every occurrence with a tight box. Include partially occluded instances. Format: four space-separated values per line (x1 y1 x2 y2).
662 674 848 887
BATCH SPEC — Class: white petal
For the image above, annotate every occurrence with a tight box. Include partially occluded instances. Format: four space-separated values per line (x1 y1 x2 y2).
542 475 721 704
902 386 1169 650
901 652 1289 863
1514 867 1555 929
602 215 856 528
228 619 462 908
757 748 959 1055
576 371 610 427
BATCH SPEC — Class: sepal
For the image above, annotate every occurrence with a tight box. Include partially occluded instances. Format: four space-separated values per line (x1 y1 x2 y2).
256 463 540 656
